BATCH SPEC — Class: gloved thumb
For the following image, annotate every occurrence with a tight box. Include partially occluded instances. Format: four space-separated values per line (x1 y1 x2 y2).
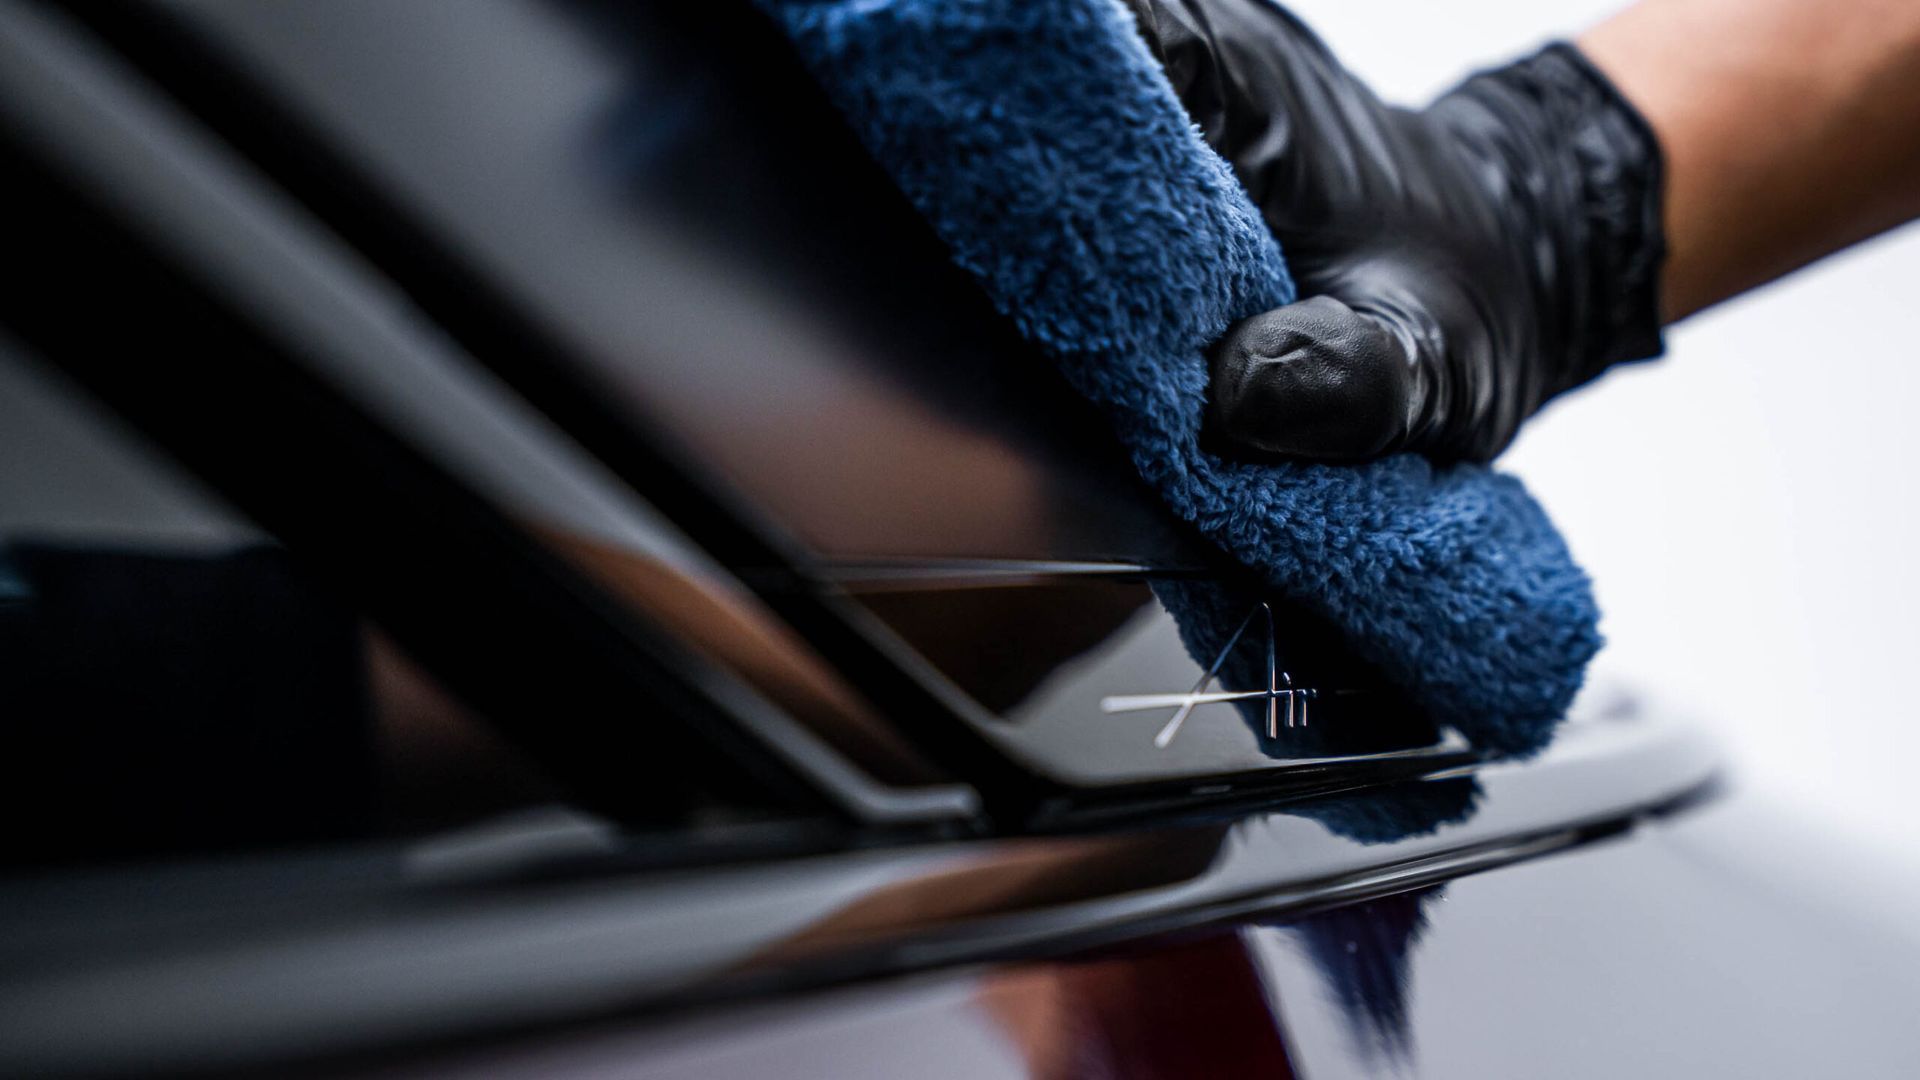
1205 295 1415 462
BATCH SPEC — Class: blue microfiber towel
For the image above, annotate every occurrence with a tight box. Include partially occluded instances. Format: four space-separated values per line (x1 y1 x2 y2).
759 0 1601 756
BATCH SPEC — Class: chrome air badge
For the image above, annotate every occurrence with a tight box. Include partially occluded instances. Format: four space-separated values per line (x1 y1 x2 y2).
1101 602 1318 749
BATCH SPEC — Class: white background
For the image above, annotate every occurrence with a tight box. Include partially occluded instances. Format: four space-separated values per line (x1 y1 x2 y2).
1287 0 1920 865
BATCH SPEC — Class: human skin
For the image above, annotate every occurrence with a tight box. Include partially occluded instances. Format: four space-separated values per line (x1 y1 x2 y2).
1580 0 1920 321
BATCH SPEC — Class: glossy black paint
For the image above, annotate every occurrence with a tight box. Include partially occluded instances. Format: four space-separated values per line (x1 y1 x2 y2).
3 0 1487 832
328 795 1920 1080
48 0 1062 813
2 2 1912 1078
0 99 834 830
97 0 1197 567
0 709 1719 1075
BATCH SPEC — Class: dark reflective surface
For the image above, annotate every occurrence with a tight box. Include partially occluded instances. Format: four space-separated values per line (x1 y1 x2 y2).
0 702 1718 1075
840 569 1460 790
0 348 564 864
288 796 1920 1080
337 936 1299 1080
63 0 1507 801
11 5 1912 1078
162 0 1203 566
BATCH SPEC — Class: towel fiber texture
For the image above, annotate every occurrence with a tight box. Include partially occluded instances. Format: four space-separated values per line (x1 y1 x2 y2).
760 0 1600 756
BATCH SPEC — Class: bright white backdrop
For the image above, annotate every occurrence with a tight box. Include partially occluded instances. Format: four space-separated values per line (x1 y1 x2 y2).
1287 0 1920 864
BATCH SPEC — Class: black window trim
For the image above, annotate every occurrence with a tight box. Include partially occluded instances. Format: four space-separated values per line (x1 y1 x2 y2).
0 5 859 833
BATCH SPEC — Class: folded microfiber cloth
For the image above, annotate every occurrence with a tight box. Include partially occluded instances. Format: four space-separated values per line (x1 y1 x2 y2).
759 0 1601 756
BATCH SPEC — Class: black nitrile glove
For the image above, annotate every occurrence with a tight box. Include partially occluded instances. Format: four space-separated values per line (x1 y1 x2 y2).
1123 0 1667 462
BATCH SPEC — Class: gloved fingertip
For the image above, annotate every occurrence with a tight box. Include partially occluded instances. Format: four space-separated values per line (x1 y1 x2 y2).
1205 297 1411 462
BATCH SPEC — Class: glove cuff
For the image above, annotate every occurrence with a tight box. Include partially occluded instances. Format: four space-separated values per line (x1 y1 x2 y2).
1543 42 1668 375
1445 42 1669 401
1506 44 1670 386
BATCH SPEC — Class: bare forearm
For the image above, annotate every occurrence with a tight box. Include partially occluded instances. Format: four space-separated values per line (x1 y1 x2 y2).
1581 0 1920 320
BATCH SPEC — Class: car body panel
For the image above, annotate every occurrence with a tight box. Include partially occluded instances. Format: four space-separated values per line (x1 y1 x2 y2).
2 1 1913 1077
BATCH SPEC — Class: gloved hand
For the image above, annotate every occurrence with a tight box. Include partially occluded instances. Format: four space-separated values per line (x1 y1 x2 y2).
1122 0 1668 462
